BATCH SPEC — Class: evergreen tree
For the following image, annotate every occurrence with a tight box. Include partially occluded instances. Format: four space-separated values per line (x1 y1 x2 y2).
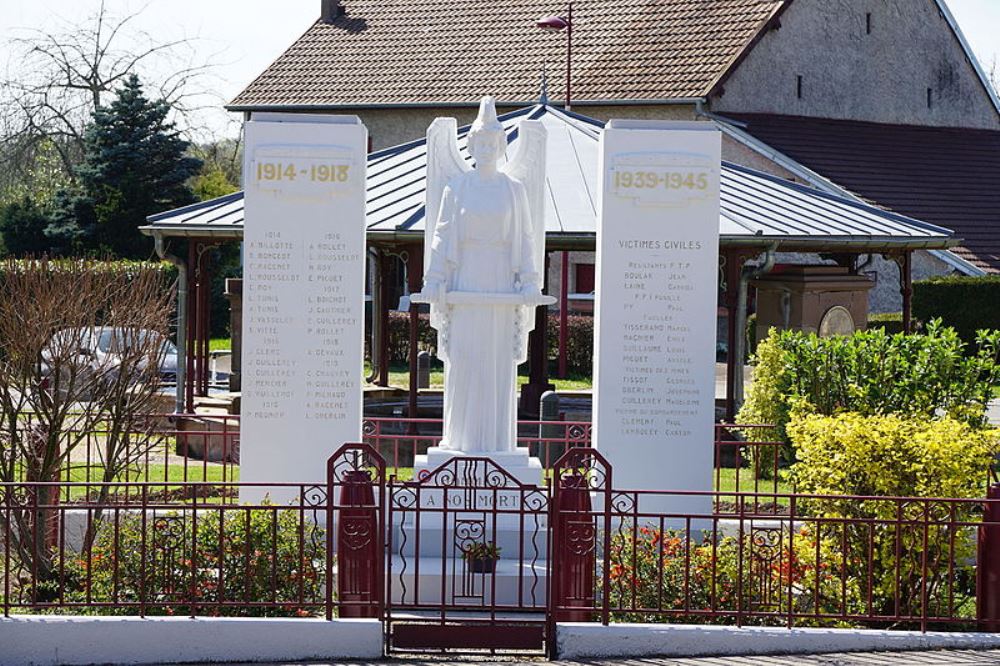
49 75 202 258
0 197 54 256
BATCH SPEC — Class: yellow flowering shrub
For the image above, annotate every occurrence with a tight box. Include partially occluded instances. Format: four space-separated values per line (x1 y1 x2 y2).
788 413 999 500
787 413 999 622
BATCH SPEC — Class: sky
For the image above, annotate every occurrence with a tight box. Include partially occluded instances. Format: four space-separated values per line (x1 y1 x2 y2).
0 0 998 140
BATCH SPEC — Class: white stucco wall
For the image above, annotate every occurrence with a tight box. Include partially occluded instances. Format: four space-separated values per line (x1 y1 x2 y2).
0 616 382 666
333 103 699 151
711 0 999 129
556 623 1000 660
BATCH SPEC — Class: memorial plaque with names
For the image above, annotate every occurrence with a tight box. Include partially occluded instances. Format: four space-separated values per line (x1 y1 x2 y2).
593 120 720 516
240 113 367 501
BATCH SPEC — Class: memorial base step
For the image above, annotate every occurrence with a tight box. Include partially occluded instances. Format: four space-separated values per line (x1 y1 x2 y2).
389 556 548 606
414 447 543 486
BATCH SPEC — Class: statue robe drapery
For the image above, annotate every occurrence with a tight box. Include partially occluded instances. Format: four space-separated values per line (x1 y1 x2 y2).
424 172 540 453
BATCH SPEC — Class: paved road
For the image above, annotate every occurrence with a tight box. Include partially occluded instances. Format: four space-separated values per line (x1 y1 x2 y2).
233 649 1000 666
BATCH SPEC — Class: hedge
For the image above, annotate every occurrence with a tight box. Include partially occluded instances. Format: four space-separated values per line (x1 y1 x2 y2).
737 322 1000 469
0 257 178 284
382 311 596 375
913 275 1000 346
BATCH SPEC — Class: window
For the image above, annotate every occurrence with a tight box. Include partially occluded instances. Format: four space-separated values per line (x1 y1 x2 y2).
796 75 803 99
574 263 595 294
927 87 933 108
866 12 872 34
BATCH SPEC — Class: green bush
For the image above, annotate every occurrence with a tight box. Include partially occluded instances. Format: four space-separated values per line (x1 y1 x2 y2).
384 311 438 363
382 311 596 375
56 506 326 616
787 413 998 619
607 526 860 626
739 322 1000 439
914 275 1000 347
547 314 594 376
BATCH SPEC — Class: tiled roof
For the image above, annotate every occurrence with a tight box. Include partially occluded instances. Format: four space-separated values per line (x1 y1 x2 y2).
229 0 786 109
143 105 955 253
723 113 1000 273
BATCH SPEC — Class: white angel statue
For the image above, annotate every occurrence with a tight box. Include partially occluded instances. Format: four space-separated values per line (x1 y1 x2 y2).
414 96 551 455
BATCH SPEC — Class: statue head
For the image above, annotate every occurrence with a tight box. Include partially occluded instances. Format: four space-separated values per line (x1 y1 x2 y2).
467 96 506 168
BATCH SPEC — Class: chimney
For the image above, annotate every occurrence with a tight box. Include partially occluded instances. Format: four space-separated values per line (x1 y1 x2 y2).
321 0 344 23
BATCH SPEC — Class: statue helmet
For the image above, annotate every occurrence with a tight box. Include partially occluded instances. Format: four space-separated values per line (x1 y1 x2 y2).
468 96 506 156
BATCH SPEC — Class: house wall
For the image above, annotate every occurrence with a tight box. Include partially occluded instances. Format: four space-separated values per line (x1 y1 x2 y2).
711 0 999 129
330 104 700 151
721 136 801 181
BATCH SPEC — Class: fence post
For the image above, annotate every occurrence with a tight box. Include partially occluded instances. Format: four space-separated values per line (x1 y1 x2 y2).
552 472 595 622
978 483 1000 631
337 470 381 618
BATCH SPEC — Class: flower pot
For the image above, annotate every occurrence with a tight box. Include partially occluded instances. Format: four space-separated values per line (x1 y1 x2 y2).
469 556 498 573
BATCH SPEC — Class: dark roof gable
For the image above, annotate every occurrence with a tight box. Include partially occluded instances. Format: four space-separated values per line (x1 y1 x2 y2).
724 113 1000 273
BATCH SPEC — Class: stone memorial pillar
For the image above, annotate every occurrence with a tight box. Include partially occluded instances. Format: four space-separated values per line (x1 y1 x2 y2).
240 113 368 502
593 120 721 517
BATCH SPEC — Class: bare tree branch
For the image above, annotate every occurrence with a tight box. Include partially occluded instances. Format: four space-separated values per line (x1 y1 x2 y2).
0 2 217 199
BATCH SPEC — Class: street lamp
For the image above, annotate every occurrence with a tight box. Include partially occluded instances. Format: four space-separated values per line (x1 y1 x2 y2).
536 3 572 110
538 4 574 378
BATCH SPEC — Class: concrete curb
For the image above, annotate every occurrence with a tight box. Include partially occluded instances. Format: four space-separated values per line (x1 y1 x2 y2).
556 623 1000 659
0 615 382 665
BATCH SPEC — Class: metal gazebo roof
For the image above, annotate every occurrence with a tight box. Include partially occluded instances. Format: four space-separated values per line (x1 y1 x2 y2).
142 105 957 251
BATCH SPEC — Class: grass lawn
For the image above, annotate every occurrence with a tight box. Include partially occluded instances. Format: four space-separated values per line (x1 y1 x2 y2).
714 467 793 495
210 337 232 352
52 461 790 505
59 463 236 501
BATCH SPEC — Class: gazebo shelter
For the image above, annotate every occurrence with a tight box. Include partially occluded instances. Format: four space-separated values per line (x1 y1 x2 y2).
141 105 957 420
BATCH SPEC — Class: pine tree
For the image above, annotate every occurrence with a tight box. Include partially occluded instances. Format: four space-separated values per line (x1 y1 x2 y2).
0 197 53 256
49 75 202 258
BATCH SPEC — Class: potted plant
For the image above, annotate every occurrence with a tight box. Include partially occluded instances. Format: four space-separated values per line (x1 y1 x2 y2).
463 541 501 573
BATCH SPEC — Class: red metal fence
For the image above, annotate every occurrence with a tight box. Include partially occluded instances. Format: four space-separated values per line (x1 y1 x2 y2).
4 445 1000 640
15 414 790 500
551 449 996 632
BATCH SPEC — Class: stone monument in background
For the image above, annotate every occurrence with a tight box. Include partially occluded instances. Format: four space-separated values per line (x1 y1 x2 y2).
240 114 368 502
411 97 553 484
593 119 721 517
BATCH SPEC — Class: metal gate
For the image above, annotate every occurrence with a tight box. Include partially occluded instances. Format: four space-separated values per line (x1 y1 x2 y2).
385 457 551 655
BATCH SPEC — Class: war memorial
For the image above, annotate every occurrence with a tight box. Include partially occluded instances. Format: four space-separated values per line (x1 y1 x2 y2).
4 2 1000 664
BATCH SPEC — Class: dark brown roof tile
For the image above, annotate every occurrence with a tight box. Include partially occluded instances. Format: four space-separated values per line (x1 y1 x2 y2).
229 0 785 108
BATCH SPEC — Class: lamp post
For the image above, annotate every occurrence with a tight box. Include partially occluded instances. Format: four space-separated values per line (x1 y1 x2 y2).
537 3 573 110
537 4 574 379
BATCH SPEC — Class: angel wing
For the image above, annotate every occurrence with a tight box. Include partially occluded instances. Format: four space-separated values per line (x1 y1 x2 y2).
501 119 548 363
500 119 548 287
424 118 471 277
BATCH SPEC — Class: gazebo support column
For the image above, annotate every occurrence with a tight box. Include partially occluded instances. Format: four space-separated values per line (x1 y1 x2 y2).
899 251 913 333
520 251 555 417
377 251 391 387
185 241 216 409
722 249 743 423
407 244 423 425
558 250 569 379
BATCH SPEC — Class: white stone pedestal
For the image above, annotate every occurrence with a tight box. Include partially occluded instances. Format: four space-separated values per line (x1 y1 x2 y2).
391 447 548 608
414 446 543 487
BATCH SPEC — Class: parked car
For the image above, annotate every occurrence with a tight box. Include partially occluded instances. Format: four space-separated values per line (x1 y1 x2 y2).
40 327 178 397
